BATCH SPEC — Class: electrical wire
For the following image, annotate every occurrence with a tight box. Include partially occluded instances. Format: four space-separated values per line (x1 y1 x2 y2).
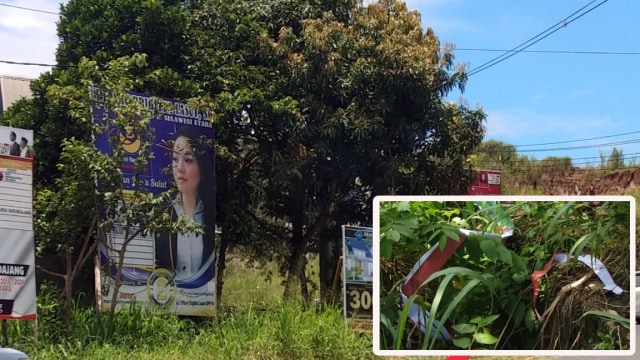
456 48 640 56
475 138 640 154
0 59 56 67
512 130 640 147
466 0 609 77
515 138 640 153
0 3 59 15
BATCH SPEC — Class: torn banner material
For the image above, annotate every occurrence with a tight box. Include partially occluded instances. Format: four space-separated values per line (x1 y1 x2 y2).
399 228 514 341
531 252 624 319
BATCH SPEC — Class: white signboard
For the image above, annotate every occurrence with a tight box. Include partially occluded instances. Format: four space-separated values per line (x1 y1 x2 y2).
0 126 36 320
488 173 501 185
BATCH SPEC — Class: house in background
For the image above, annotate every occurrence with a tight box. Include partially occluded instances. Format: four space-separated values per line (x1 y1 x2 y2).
344 236 373 282
0 74 33 115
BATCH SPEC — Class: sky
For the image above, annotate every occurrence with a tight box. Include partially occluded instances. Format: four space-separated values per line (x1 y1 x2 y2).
1 0 639 166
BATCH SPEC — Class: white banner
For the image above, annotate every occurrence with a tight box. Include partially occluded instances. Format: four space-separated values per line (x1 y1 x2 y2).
0 125 36 320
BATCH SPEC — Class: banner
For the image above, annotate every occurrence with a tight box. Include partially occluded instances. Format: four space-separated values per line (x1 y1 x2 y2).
91 87 216 316
0 126 36 320
342 225 373 329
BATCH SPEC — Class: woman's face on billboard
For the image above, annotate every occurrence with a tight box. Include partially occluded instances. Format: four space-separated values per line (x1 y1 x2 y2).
172 135 201 196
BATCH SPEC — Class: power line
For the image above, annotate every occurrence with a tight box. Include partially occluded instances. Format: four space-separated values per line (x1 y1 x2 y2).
512 130 640 147
476 138 640 155
467 0 609 77
457 48 640 56
516 138 640 153
0 3 59 15
0 59 56 67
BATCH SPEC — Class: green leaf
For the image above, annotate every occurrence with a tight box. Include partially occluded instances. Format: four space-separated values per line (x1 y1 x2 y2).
453 336 472 348
464 236 483 263
513 301 526 327
579 310 630 328
425 278 485 350
524 308 537 333
395 201 410 212
438 235 448 251
386 229 400 242
511 252 528 273
451 323 476 334
380 240 392 260
477 314 500 327
569 233 592 259
393 218 418 237
480 239 498 261
473 332 498 345
496 244 512 265
443 228 461 242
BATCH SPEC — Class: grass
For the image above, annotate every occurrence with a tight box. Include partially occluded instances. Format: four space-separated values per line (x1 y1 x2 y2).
4 249 589 359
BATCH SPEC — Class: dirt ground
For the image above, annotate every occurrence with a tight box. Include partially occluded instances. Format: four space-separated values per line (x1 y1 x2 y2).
541 167 640 195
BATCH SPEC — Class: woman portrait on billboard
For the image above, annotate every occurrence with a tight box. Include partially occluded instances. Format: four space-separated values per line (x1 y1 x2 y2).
155 126 215 280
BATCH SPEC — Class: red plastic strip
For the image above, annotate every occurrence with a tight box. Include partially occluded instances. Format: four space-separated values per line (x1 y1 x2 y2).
400 233 467 297
531 252 564 318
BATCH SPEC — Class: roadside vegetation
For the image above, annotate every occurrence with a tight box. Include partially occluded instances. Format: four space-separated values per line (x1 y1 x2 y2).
379 200 632 351
6 253 374 360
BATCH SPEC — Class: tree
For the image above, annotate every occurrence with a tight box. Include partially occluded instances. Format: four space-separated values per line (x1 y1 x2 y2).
248 0 486 298
16 0 487 306
474 140 518 171
607 147 624 170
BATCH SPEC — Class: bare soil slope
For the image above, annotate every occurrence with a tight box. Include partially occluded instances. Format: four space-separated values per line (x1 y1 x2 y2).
541 167 640 195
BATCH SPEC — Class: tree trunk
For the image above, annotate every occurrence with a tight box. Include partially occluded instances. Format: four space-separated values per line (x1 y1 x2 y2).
284 178 338 300
318 235 336 303
215 176 234 312
63 247 73 334
283 200 305 299
108 228 140 315
299 255 309 302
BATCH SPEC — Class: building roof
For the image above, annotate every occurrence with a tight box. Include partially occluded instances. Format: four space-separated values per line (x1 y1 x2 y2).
0 74 34 114
346 237 373 258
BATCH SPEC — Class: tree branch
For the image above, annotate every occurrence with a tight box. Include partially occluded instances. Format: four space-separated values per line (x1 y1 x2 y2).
36 264 66 280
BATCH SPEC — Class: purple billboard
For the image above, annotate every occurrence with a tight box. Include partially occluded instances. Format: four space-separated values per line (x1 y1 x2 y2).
91 86 216 316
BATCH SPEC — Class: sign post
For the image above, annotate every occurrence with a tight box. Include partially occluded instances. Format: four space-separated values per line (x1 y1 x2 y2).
342 225 373 331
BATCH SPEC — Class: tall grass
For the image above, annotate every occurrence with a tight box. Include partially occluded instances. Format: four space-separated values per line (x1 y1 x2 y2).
5 254 367 360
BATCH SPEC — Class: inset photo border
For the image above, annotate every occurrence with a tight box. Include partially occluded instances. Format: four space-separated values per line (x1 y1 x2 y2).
372 195 636 357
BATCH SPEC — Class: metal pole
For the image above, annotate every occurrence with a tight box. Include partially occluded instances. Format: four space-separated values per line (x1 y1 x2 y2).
1 319 8 347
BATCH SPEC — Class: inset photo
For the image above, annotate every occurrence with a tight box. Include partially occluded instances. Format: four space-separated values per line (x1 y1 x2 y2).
372 195 636 357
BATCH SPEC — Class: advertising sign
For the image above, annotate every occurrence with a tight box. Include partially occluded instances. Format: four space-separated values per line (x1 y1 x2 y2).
0 126 36 320
467 170 502 195
342 225 373 330
91 87 216 316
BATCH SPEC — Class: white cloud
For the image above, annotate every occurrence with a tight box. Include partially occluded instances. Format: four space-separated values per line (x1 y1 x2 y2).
485 108 611 140
0 0 65 78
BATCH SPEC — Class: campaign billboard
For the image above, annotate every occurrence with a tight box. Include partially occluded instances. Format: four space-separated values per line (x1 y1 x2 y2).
91 87 216 316
0 126 36 320
342 225 373 330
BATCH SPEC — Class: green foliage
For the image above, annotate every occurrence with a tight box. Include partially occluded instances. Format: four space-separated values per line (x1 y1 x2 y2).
379 200 631 351
20 0 488 308
9 303 372 360
607 147 624 170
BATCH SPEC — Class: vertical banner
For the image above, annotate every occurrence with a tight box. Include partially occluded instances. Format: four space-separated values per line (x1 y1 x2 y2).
91 87 216 316
342 225 373 330
0 126 36 320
